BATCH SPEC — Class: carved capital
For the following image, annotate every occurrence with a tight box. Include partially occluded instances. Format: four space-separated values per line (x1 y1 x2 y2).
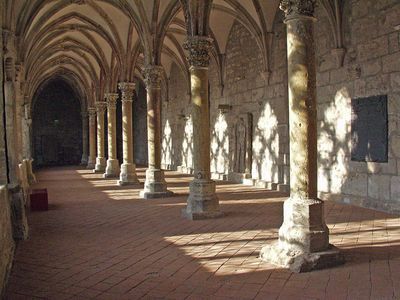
143 65 163 90
105 93 118 108
280 0 317 19
95 101 107 113
88 107 96 117
118 82 135 102
183 36 213 68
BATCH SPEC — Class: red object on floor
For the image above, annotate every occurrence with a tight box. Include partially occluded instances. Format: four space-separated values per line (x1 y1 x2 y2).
30 189 48 211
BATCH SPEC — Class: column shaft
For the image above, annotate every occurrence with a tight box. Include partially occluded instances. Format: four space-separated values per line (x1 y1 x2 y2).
118 82 139 186
147 88 161 169
87 108 96 169
182 36 222 220
94 101 106 172
260 0 343 272
81 112 88 165
140 66 172 198
104 93 119 178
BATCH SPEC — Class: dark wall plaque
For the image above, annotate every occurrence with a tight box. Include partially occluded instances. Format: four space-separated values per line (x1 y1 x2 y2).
351 95 388 162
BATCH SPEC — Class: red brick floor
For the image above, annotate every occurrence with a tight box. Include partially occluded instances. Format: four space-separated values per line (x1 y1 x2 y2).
5 166 400 300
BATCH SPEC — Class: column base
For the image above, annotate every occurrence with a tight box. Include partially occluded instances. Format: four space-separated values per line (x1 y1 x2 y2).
93 157 106 173
103 159 120 178
182 179 222 220
139 169 173 199
260 197 344 272
118 163 141 186
80 154 88 166
260 242 344 273
86 159 95 169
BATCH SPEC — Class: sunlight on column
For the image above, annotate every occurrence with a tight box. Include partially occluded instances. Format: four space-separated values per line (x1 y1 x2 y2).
162 119 172 167
253 102 279 182
211 112 229 174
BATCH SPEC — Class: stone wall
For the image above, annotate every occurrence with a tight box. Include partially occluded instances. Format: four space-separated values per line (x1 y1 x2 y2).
161 0 400 213
0 25 7 185
0 186 15 297
316 0 400 213
162 62 192 172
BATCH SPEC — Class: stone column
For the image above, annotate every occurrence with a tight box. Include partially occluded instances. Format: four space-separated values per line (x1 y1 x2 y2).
182 36 222 220
118 82 140 186
140 65 172 199
260 0 343 272
104 93 120 178
87 107 96 169
22 100 32 160
80 111 89 165
94 101 107 173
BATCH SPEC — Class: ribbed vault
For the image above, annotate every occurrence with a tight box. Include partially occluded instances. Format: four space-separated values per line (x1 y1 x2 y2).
3 0 342 109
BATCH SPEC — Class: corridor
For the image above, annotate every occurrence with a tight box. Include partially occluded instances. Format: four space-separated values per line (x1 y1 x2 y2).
6 167 400 300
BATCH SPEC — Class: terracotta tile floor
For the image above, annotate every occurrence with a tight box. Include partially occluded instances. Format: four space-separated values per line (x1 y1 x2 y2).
5 166 400 300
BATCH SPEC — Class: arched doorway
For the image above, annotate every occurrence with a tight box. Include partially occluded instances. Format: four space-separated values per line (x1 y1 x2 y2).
32 79 82 167
133 80 148 166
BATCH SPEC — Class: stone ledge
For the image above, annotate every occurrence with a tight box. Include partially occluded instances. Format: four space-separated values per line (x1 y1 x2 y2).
260 242 345 273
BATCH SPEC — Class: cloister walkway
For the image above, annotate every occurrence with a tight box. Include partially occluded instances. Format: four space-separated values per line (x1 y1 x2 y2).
5 167 400 300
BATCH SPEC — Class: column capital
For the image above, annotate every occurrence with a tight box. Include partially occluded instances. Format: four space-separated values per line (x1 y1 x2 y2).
95 101 107 113
88 107 96 117
105 93 118 108
118 82 135 102
183 36 213 68
143 65 163 90
279 0 317 20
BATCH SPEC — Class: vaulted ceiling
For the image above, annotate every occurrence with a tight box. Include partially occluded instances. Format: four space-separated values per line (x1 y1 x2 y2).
3 0 341 107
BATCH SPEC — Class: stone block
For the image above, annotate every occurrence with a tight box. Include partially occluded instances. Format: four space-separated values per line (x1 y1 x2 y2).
362 59 382 77
391 176 400 201
383 52 400 73
368 174 391 201
390 72 400 91
357 35 388 62
342 173 368 197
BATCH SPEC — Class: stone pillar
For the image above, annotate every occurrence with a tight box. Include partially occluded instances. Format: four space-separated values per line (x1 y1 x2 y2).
104 93 120 178
80 111 89 165
118 82 140 186
94 101 107 173
260 0 343 272
87 107 96 169
140 65 173 199
182 36 222 220
21 100 32 160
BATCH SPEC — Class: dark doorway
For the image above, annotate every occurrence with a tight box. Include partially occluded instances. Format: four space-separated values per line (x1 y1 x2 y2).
134 81 148 166
32 79 82 167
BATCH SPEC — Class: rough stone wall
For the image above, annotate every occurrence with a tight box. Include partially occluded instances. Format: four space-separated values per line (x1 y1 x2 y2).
162 20 290 188
162 0 400 213
162 63 192 171
0 25 7 185
0 187 14 297
315 0 400 213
